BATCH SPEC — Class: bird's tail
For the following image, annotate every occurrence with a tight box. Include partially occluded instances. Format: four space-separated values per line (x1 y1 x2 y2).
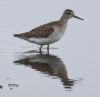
13 34 19 37
13 33 27 40
13 34 24 39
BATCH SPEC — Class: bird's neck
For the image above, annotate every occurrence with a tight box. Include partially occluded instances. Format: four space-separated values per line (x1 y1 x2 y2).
59 13 69 26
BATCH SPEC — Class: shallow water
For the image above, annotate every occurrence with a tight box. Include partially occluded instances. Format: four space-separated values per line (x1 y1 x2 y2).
0 0 100 97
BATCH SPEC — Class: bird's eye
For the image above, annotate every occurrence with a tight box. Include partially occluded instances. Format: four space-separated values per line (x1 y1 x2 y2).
68 12 72 15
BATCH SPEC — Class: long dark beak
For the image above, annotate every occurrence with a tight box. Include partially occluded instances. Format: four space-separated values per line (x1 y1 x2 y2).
73 15 84 20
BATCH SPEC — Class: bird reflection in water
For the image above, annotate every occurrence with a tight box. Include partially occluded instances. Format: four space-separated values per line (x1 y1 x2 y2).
14 53 75 90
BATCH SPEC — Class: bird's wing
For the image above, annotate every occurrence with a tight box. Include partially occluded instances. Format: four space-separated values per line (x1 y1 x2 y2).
29 24 55 38
19 21 59 39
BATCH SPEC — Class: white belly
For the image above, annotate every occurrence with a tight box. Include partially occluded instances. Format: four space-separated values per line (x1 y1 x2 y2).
27 24 67 45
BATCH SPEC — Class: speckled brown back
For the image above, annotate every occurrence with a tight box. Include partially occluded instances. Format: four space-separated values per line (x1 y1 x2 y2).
15 21 60 39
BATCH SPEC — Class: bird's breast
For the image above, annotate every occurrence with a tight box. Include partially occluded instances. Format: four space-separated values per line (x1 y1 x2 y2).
54 23 67 39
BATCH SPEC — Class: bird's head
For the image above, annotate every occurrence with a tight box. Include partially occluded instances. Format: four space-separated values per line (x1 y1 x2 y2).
63 9 84 20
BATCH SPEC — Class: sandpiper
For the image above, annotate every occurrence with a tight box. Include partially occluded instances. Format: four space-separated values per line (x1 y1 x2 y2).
14 9 83 52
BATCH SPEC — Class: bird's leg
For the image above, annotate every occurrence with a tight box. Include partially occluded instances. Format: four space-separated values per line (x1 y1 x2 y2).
39 45 43 52
47 44 49 54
